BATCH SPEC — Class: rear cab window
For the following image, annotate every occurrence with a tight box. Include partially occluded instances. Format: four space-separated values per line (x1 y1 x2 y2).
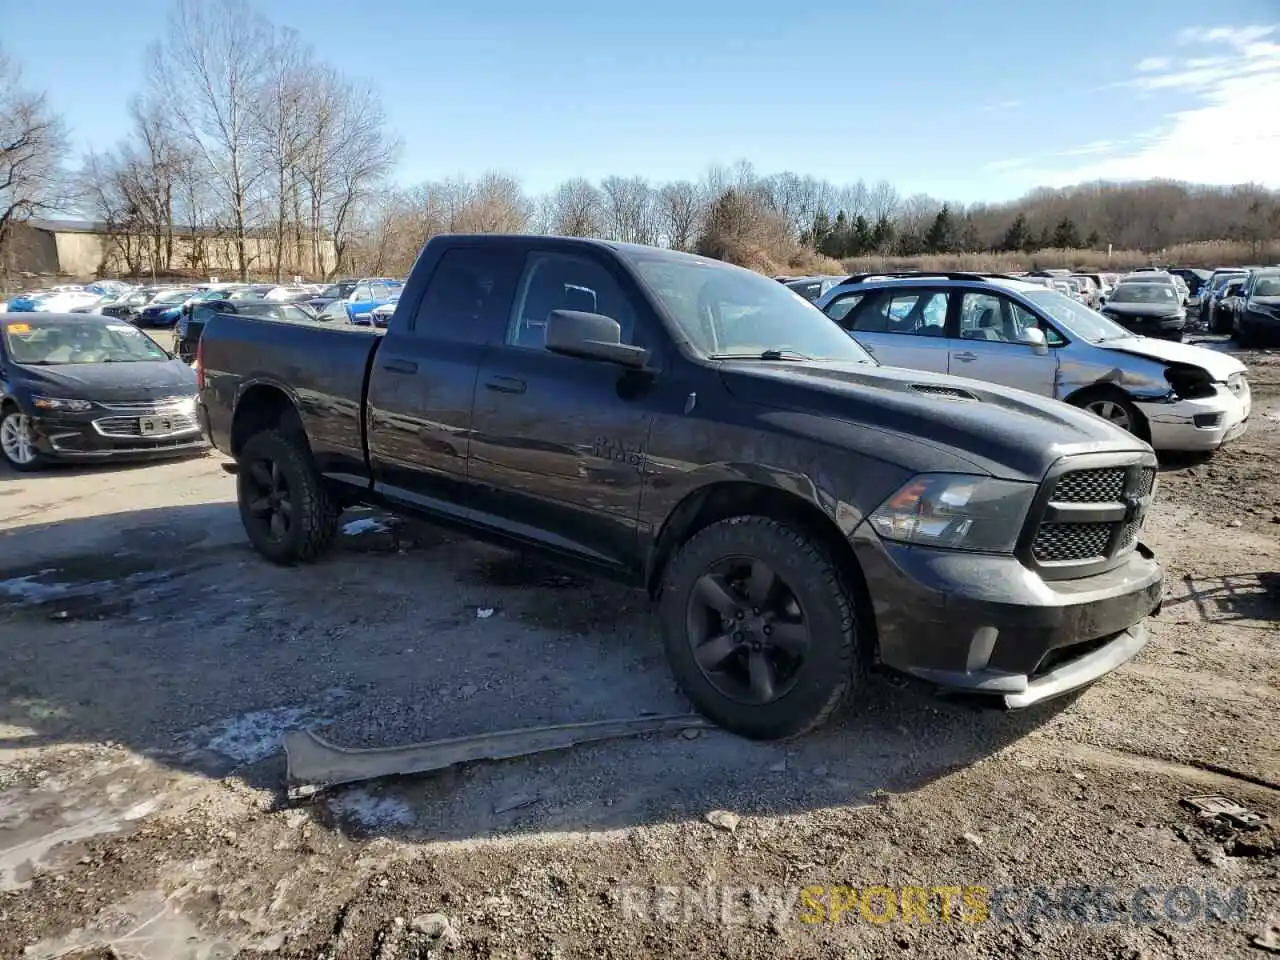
412 245 523 344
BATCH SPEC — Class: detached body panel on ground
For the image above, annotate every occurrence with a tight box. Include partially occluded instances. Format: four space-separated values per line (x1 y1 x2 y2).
197 235 1164 738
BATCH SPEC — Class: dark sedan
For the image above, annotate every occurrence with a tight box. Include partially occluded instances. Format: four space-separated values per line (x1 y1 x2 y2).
0 314 206 470
307 280 358 311
1099 281 1187 340
1230 270 1280 346
174 299 325 362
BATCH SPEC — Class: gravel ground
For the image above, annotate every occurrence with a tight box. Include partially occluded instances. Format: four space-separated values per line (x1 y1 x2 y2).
0 345 1277 959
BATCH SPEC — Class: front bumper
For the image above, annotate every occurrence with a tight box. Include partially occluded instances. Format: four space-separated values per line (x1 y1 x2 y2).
1139 382 1251 451
28 408 208 461
851 531 1163 708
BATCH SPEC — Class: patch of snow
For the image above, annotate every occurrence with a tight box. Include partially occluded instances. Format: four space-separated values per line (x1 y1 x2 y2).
343 517 387 536
197 706 325 764
476 607 495 619
0 576 70 602
330 789 414 829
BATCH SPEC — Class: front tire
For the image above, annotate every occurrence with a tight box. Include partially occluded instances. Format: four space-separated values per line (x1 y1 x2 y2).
1071 389 1148 441
658 516 862 740
237 429 339 564
0 408 44 472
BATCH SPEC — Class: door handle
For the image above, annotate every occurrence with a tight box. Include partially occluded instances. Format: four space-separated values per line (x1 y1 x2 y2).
485 376 527 395
382 359 418 374
953 352 978 362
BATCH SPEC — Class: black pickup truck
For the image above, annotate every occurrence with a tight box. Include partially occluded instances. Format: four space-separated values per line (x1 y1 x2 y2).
196 235 1163 739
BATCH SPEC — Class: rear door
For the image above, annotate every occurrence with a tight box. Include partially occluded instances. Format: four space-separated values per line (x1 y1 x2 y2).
947 291 1058 395
836 287 952 373
467 247 659 570
365 246 524 516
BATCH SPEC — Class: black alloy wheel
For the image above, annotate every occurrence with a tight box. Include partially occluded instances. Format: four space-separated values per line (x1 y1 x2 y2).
244 455 293 543
687 557 809 705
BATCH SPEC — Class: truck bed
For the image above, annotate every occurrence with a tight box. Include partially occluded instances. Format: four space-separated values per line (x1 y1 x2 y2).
198 313 382 483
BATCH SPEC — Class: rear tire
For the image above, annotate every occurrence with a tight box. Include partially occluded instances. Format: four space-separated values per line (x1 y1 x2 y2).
658 516 862 740
237 429 339 564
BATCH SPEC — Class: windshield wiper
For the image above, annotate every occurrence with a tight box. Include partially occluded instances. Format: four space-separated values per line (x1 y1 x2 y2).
712 350 814 361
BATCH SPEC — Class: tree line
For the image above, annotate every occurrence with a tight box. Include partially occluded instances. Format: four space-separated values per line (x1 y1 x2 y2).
2 0 1278 282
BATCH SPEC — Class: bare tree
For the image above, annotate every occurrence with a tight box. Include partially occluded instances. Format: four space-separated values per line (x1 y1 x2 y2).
656 180 702 250
600 176 656 244
546 178 604 237
256 27 315 280
0 49 70 276
458 172 531 233
298 67 397 277
868 180 901 223
149 0 274 278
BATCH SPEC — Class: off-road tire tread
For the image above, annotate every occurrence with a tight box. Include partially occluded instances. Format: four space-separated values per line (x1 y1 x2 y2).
238 429 339 565
660 515 862 740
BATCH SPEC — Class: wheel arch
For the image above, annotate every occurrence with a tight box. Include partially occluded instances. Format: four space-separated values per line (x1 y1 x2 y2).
645 479 876 643
230 381 308 458
1063 382 1152 441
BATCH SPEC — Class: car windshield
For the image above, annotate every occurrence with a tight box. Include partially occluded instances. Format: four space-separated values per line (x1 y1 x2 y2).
3 318 171 364
1212 273 1246 292
320 284 350 298
628 254 875 363
154 289 195 304
1253 277 1280 297
1107 284 1179 304
1021 289 1134 343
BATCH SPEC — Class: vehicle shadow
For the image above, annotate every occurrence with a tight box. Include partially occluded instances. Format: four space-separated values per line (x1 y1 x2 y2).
0 501 1086 848
0 451 213 485
1163 571 1280 628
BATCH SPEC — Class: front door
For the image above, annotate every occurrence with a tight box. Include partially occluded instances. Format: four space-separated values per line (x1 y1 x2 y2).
468 248 658 571
948 291 1058 395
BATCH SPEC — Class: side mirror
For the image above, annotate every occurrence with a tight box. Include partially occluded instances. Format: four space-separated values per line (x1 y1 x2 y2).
545 310 648 369
1020 327 1049 354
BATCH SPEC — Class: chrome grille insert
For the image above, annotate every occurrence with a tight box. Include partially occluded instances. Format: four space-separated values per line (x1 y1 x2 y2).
93 413 199 439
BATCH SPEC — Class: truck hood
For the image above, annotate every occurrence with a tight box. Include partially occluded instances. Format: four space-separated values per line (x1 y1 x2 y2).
717 360 1148 483
1095 336 1245 381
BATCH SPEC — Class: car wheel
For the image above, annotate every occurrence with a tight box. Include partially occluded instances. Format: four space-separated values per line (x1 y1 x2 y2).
236 429 340 564
658 516 863 740
1073 390 1148 440
0 407 44 471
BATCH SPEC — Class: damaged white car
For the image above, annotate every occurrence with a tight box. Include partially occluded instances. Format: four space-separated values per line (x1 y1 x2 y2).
815 274 1250 452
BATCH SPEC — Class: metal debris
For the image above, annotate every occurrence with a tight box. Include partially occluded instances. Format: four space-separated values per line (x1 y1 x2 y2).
1181 795 1267 830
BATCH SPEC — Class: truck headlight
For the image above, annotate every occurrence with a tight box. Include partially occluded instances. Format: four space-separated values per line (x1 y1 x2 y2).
868 473 1037 553
30 395 93 412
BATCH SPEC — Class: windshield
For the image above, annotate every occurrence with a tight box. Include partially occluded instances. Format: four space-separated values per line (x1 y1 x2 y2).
154 289 195 304
1212 273 1246 293
1022 289 1134 343
1253 277 1280 297
1108 284 1179 304
3 318 172 364
629 254 874 363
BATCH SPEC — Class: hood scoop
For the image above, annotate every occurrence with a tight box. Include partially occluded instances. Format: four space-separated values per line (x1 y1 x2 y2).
907 383 980 402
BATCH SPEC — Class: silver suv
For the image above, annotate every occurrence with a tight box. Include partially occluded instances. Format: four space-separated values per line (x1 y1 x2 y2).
815 272 1250 452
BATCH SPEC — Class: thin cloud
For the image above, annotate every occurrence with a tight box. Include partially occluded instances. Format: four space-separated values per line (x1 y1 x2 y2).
984 157 1027 171
1035 23 1280 188
978 99 1023 112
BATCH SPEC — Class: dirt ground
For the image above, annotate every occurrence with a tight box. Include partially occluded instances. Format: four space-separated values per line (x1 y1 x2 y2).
0 344 1277 959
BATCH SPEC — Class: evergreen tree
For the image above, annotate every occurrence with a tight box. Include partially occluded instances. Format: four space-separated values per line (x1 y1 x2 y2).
821 210 851 259
1085 230 1101 249
1000 214 1031 253
871 215 895 253
925 204 956 254
1051 217 1081 249
851 214 873 256
806 210 833 252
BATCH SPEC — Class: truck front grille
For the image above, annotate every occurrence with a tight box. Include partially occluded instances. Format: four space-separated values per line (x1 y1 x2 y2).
1024 460 1157 575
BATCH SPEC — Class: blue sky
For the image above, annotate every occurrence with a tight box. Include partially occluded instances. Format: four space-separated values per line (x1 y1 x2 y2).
3 0 1278 203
